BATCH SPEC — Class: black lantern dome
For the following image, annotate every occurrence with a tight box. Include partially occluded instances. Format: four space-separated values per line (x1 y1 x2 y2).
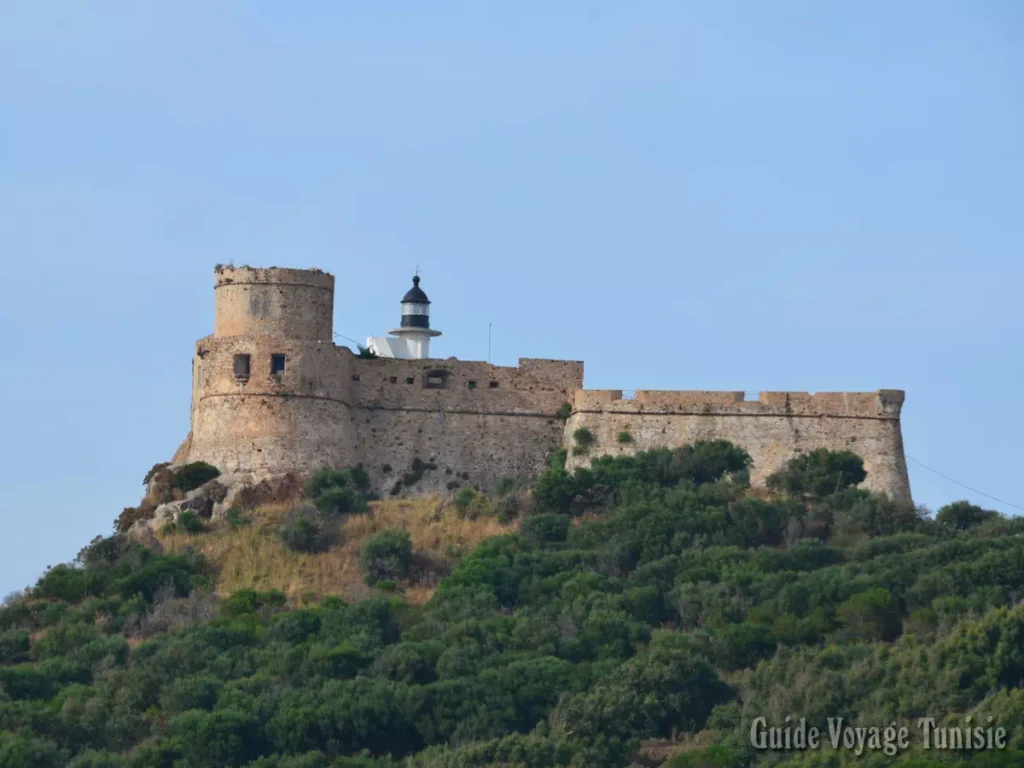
400 276 431 328
401 275 430 304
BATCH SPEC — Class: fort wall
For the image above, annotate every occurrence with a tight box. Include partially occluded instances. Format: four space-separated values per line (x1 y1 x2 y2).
179 266 912 503
187 303 583 492
350 357 582 495
564 390 910 501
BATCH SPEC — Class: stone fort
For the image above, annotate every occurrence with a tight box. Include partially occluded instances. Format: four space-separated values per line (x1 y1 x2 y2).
173 265 912 502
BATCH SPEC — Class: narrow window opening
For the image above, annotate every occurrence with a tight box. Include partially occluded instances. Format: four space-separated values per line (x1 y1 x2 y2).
423 370 450 389
467 380 477 389
233 354 251 380
488 381 499 389
271 354 286 374
351 374 360 382
389 376 397 384
406 377 415 384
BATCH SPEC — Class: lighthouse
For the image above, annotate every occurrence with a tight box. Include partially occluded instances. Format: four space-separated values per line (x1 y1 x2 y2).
366 275 442 359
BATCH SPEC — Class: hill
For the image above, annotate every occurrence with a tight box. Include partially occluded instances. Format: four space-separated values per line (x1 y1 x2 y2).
2 443 1024 767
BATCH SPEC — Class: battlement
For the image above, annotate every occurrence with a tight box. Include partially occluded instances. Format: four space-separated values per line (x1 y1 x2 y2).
572 389 904 419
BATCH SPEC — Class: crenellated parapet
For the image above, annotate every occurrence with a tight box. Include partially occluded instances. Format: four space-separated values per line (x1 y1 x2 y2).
564 388 910 501
571 389 904 419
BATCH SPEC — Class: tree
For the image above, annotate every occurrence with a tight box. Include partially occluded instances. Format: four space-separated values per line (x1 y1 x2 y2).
767 449 867 499
549 642 729 742
521 514 571 545
936 500 999 532
838 588 902 642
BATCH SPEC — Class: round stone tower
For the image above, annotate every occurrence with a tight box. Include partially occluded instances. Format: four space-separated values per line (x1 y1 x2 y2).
182 266 358 475
213 266 335 340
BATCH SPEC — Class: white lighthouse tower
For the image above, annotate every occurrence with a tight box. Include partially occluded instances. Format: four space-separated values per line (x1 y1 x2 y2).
366 275 442 359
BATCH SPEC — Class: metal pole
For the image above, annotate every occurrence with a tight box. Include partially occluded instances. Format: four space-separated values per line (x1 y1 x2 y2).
488 323 492 363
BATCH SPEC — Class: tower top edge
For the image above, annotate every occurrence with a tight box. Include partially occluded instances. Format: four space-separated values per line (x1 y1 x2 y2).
214 265 334 289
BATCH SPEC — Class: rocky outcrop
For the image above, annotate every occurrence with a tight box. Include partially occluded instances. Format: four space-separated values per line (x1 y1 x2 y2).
127 471 303 546
210 472 302 519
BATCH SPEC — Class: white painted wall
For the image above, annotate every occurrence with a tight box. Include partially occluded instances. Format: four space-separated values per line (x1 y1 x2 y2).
366 334 431 359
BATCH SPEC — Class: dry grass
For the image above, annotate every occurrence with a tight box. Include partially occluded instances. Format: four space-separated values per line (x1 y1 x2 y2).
158 497 514 605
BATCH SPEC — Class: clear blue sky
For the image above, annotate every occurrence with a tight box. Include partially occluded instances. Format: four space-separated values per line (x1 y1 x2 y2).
1 2 1021 596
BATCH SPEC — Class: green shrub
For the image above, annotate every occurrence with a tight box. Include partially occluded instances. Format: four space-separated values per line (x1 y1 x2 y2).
314 487 369 516
169 462 221 493
454 488 478 515
347 466 371 492
0 732 65 768
710 622 776 669
554 402 572 421
496 496 519 524
0 630 30 664
549 643 729 742
225 507 251 528
220 589 287 619
280 510 332 554
521 513 570 545
531 467 578 514
572 427 595 450
306 467 351 497
532 440 752 515
905 607 939 637
177 510 205 534
359 529 413 585
160 674 222 714
304 467 372 520
766 449 866 499
34 565 103 603
306 467 372 498
494 476 517 497
830 489 926 537
617 430 633 444
77 535 127 568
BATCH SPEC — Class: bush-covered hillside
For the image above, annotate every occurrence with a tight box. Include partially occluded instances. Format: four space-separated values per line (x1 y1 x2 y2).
3 443 1024 767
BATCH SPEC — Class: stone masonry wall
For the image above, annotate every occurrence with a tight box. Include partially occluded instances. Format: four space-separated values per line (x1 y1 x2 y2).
186 335 357 473
185 343 584 495
351 357 583 496
563 389 911 501
213 266 334 341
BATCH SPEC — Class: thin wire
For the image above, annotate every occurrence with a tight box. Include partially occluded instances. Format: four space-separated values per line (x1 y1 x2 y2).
333 332 364 347
906 455 1024 513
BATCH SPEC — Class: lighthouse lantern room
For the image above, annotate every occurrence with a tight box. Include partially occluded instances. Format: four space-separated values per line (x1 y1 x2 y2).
366 275 442 360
